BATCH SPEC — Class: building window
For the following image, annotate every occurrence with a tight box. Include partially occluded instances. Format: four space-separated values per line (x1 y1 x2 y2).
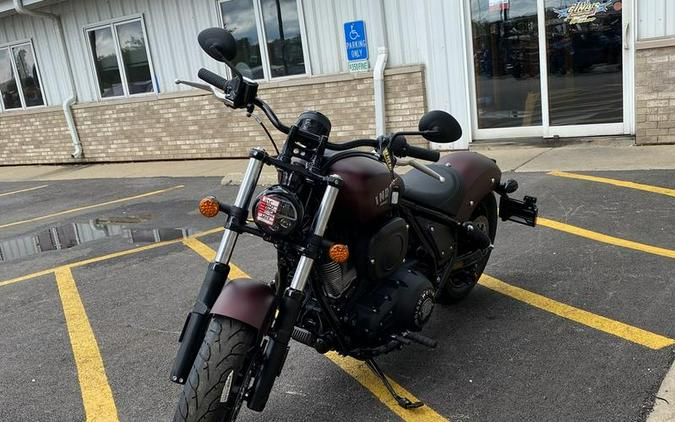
86 18 155 99
0 41 45 111
219 0 308 81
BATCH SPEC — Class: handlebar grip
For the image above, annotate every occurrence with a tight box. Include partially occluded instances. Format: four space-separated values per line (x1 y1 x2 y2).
198 68 227 89
404 144 440 162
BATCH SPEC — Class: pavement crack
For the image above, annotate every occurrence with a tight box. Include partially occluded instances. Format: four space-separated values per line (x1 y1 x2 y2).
513 147 554 172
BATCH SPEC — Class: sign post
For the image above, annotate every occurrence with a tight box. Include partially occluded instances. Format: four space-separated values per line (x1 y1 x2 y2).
343 20 369 72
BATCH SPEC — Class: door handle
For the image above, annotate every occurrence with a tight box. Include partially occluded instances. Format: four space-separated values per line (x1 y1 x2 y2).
624 22 630 50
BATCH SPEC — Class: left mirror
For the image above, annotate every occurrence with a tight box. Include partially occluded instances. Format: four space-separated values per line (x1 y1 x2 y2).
198 27 237 62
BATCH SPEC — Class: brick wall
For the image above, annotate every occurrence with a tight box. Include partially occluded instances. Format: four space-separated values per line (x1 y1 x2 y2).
635 45 675 145
0 65 427 165
0 109 73 164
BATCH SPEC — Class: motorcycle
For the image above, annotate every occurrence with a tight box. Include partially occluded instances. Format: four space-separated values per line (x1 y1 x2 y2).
170 27 538 422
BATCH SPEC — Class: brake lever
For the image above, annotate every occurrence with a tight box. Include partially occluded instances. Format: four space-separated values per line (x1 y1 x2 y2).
175 79 234 107
175 79 211 91
396 158 445 183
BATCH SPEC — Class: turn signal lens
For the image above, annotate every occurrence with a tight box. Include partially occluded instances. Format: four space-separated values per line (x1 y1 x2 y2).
328 244 349 264
199 196 220 218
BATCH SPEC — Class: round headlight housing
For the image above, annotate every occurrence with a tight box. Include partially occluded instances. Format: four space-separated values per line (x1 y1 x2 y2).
252 186 303 236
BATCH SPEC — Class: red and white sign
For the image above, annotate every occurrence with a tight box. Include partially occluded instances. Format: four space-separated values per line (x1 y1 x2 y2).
489 0 510 11
255 196 280 227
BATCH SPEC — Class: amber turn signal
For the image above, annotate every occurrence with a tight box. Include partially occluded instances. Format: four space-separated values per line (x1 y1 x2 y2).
199 196 220 218
328 244 349 264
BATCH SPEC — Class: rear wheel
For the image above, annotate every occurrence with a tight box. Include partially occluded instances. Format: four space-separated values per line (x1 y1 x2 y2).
173 316 257 422
440 193 497 303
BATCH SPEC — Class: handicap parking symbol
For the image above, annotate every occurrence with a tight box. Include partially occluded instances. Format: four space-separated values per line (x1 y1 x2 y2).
344 20 368 62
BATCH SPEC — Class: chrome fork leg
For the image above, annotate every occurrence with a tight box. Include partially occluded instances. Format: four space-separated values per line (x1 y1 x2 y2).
214 151 265 264
289 176 341 291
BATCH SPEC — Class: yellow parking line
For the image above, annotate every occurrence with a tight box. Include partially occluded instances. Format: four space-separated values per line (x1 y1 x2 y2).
182 237 249 279
538 217 675 259
0 184 49 197
187 240 448 420
327 352 449 422
55 267 119 421
0 227 225 289
479 274 675 350
0 185 184 230
549 170 675 197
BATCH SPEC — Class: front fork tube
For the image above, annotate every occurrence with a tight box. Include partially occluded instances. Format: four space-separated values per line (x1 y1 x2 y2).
170 150 265 384
247 177 342 411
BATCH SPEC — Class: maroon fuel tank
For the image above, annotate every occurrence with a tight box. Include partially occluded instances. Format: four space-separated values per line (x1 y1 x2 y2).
437 151 501 221
325 152 402 224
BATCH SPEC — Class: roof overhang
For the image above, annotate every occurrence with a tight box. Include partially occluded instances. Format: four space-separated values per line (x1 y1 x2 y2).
0 0 67 17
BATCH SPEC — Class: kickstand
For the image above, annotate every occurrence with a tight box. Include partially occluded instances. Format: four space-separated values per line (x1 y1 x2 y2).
365 359 424 409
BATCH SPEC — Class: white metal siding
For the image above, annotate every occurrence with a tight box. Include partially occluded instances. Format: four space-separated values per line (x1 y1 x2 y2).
0 12 71 107
302 0 471 147
638 0 675 39
1 0 471 146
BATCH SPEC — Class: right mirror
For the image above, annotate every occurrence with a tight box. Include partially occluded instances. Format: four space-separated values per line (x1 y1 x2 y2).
418 110 462 144
198 27 237 63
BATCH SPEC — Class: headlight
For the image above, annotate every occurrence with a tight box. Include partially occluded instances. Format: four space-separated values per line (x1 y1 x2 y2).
252 186 303 236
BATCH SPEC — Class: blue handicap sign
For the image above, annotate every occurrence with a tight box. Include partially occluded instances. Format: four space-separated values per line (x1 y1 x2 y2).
344 20 368 62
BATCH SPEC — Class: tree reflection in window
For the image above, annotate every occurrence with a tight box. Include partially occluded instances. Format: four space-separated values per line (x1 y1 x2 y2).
219 0 306 80
0 43 45 110
88 19 155 98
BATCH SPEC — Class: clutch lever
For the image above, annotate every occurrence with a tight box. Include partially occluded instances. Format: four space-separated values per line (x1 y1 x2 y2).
175 79 234 107
396 158 445 183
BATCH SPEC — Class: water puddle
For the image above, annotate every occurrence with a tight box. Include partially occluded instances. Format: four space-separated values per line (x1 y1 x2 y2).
0 217 193 262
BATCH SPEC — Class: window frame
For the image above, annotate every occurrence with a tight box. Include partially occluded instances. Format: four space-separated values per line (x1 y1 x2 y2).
0 39 46 113
216 0 312 82
83 14 158 101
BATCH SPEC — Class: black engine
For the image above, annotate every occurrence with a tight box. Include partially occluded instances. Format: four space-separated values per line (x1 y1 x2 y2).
348 266 435 343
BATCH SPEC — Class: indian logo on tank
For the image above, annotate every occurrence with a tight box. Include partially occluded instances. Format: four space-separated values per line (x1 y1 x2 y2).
554 1 617 24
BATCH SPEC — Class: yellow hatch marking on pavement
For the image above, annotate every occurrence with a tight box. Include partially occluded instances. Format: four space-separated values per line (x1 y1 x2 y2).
537 217 675 259
549 170 675 197
55 267 119 421
0 227 225 288
0 185 184 230
0 184 49 197
188 241 448 421
182 237 249 279
480 274 675 350
326 352 449 422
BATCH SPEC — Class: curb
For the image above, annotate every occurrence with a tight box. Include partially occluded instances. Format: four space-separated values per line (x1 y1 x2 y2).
648 356 675 422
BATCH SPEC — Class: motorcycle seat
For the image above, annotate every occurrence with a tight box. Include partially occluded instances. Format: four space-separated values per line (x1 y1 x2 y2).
400 164 465 216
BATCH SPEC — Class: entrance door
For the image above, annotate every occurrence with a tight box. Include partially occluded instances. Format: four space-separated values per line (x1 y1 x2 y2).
466 0 632 139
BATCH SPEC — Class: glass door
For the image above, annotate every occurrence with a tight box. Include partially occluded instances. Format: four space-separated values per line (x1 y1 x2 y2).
467 0 632 139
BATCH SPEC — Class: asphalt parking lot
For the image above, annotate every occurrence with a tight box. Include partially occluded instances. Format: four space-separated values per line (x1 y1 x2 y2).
0 169 673 422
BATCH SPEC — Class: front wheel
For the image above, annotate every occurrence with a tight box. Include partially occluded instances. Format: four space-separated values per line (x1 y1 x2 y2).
173 316 257 422
440 193 498 303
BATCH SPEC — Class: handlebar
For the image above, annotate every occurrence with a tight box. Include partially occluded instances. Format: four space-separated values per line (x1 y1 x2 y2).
190 69 439 162
197 68 227 90
398 143 440 162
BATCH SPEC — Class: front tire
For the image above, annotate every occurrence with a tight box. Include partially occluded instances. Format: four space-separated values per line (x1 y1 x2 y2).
173 316 256 422
440 193 498 303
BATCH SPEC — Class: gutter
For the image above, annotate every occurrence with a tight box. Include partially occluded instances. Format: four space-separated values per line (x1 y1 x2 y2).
13 0 82 158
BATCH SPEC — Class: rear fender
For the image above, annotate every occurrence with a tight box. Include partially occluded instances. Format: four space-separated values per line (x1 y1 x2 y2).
437 152 501 220
210 279 276 331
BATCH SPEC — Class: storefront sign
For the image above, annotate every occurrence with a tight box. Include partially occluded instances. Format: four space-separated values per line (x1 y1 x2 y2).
554 1 616 24
488 0 510 11
344 20 369 72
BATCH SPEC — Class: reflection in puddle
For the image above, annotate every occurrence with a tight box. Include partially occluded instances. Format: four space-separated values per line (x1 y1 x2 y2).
0 220 193 262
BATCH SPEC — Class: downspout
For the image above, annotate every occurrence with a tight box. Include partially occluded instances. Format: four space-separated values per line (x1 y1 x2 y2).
373 47 388 137
14 0 82 158
370 0 388 137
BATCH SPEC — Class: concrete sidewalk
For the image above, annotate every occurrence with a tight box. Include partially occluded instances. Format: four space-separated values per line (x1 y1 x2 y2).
0 141 673 184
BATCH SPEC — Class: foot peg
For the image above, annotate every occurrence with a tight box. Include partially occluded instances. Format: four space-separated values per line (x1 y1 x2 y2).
365 359 424 409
